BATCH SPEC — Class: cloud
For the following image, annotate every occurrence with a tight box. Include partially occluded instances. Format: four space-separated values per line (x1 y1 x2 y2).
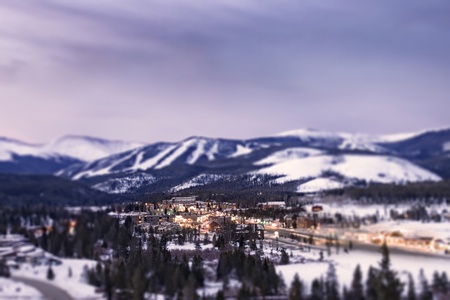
0 0 449 143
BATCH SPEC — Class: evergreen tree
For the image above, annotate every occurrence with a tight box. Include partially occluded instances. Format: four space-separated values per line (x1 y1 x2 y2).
280 248 290 265
310 278 325 300
407 273 417 300
0 259 10 278
326 263 340 300
113 258 127 290
132 265 146 300
342 286 351 300
183 274 199 300
432 271 449 297
195 241 202 251
441 272 449 295
237 283 251 300
350 264 364 300
418 269 432 300
365 266 378 300
203 232 210 245
192 255 205 287
377 242 403 300
47 265 55 280
104 264 113 300
288 273 304 300
216 290 225 300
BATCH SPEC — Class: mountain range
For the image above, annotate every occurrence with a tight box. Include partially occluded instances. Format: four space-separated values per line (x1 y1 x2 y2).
1 128 449 195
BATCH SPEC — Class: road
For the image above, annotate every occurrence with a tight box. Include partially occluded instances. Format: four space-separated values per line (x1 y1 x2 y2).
11 276 73 300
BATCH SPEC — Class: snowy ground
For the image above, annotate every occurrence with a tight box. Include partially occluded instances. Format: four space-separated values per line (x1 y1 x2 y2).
167 241 216 251
0 277 43 299
11 258 101 299
305 201 449 219
277 246 450 293
276 201 450 291
362 220 450 240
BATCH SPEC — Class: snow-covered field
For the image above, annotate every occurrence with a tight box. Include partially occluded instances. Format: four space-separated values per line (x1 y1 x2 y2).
0 277 43 299
277 247 450 293
362 220 450 240
11 258 100 299
168 242 216 251
305 201 448 219
276 201 450 292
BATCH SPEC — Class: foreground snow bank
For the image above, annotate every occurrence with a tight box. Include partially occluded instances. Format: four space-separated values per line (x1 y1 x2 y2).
0 277 43 299
12 258 100 299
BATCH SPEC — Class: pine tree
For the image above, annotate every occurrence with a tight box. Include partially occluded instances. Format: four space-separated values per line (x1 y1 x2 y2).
104 264 113 300
441 272 449 295
377 242 403 300
288 273 304 300
113 258 127 289
47 265 55 280
216 290 225 300
366 266 378 300
132 266 146 300
195 241 202 251
310 277 325 300
192 255 204 287
183 274 199 300
326 263 340 300
0 259 10 278
350 264 364 300
407 273 417 300
237 283 251 300
342 286 351 300
418 269 432 300
280 248 290 265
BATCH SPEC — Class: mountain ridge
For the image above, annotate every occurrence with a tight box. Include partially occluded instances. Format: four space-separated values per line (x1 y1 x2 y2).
1 127 449 194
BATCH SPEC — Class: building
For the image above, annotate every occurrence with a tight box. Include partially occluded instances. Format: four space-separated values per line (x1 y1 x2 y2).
258 201 286 210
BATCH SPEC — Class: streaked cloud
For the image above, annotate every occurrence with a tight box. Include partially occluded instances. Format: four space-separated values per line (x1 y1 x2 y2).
0 0 449 143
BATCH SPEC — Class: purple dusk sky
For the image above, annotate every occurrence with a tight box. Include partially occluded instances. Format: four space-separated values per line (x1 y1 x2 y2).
0 0 449 144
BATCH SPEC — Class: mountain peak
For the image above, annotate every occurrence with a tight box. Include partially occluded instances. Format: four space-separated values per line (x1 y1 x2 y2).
44 135 145 162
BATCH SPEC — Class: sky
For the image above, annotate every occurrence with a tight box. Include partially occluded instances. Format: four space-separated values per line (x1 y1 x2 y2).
0 0 449 144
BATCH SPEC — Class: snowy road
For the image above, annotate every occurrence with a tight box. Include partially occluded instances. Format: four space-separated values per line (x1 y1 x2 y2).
11 276 73 300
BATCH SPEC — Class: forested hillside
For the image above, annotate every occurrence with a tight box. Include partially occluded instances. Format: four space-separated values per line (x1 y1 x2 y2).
0 174 122 206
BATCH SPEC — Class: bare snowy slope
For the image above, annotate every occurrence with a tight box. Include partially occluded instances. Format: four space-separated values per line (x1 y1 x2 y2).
255 152 440 184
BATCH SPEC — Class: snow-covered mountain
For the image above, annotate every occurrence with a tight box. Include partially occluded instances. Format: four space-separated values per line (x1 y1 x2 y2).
42 135 145 162
1 127 449 193
254 151 440 184
60 136 265 180
0 135 144 174
0 138 50 161
0 135 143 162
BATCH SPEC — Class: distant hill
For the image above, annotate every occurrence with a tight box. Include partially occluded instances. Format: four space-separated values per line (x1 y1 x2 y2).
0 174 122 206
1 128 449 196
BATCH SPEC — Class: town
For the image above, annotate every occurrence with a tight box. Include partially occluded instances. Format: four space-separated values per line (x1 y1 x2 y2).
2 195 450 299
